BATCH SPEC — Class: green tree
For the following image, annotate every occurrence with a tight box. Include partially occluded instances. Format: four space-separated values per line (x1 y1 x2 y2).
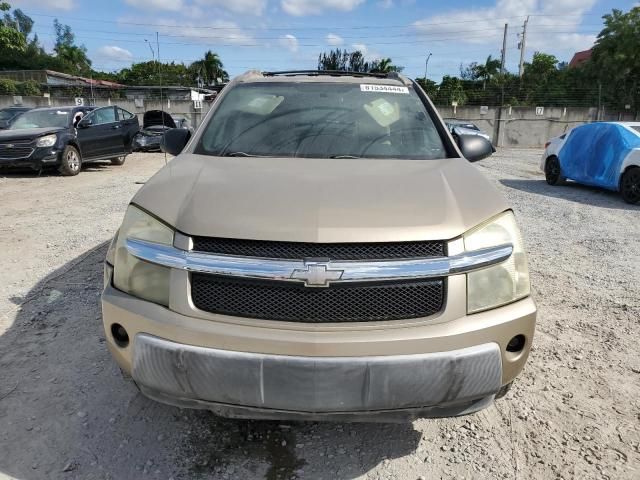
118 61 191 86
318 48 403 73
472 55 501 90
590 6 640 111
370 57 403 73
189 50 228 86
53 19 92 75
435 76 468 106
0 2 26 54
0 78 17 94
415 77 437 96
17 79 41 95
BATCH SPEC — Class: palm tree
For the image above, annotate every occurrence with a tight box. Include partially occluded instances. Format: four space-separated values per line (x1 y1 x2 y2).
473 55 501 90
190 51 228 86
371 57 403 74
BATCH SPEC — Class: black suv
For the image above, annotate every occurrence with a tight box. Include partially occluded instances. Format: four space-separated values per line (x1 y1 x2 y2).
0 105 140 176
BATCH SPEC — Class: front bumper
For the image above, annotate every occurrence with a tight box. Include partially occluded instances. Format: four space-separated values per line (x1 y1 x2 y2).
0 146 60 169
132 333 501 420
132 135 162 152
102 263 536 420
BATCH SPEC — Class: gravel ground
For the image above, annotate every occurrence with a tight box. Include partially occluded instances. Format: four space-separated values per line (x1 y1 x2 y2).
0 150 638 480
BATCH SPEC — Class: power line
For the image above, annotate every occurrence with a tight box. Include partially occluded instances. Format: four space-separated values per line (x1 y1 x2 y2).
23 11 605 31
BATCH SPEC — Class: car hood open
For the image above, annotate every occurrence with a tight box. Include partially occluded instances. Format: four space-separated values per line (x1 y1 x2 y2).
132 155 508 242
143 110 176 129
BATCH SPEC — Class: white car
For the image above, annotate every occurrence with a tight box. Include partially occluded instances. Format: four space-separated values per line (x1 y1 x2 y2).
541 122 640 204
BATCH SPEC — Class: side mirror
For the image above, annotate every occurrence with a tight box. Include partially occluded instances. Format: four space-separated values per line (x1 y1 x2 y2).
456 134 494 162
161 128 191 156
0 120 9 129
77 119 92 129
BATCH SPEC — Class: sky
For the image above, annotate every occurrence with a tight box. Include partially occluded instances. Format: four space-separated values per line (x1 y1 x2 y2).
8 0 638 81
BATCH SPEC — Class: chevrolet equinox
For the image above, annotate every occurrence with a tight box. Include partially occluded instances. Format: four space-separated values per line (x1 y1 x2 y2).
101 70 536 421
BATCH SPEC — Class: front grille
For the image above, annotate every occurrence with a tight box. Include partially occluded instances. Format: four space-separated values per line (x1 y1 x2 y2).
191 274 445 323
192 237 445 260
0 145 33 159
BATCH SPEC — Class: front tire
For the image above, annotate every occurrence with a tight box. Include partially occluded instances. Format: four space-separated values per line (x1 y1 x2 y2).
545 156 565 186
620 167 640 204
110 155 126 166
58 145 82 176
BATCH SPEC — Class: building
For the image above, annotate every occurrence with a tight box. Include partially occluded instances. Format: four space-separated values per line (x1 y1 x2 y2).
0 69 220 101
569 49 592 68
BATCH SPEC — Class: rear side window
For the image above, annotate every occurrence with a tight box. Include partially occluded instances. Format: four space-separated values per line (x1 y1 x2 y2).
196 82 447 159
118 108 134 120
632 126 640 134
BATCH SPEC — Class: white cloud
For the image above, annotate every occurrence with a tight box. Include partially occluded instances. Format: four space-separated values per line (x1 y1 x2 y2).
281 0 365 16
351 43 383 61
96 46 134 62
195 0 267 15
378 0 393 8
412 0 598 56
10 0 74 9
326 33 344 46
124 0 183 11
279 34 299 52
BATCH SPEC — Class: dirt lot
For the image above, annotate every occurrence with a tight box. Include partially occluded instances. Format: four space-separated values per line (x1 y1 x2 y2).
0 150 638 480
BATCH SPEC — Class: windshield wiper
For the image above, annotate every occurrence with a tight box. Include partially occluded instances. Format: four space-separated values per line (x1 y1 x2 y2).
222 151 260 157
329 155 361 159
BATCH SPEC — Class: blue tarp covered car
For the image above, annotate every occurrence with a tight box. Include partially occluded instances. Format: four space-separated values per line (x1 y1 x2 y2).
541 122 640 204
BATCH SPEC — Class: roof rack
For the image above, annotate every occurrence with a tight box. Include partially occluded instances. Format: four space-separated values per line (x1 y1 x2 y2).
262 70 398 79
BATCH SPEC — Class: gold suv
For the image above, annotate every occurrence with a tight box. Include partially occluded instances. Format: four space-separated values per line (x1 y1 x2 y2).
101 71 536 421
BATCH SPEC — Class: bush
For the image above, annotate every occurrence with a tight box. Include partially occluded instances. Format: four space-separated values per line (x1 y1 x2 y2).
17 80 41 96
0 78 18 95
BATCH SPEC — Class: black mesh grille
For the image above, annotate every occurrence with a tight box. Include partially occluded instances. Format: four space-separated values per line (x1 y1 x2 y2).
191 274 445 323
191 237 445 260
0 145 33 159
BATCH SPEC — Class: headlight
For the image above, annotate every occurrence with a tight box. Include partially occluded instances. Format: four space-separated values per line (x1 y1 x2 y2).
464 211 530 313
112 205 174 306
36 134 57 147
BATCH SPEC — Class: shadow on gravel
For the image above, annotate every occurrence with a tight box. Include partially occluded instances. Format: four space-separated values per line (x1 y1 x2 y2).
0 244 421 480
0 163 113 178
500 179 639 211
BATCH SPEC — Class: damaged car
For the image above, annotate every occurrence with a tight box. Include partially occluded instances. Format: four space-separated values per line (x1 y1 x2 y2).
132 110 193 152
0 105 139 175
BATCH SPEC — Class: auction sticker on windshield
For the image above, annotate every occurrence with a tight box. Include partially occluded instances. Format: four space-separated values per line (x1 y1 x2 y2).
360 84 409 94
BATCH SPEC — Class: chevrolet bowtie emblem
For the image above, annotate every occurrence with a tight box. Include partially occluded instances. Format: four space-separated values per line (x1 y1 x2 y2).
291 262 344 287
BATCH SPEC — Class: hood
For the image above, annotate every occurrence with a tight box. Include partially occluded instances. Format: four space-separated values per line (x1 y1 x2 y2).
143 110 176 129
132 155 508 242
0 127 65 142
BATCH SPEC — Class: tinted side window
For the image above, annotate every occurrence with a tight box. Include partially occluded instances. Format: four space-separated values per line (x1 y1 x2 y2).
118 108 134 120
93 107 116 125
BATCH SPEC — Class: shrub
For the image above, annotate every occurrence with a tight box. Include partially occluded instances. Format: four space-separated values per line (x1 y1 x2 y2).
0 78 18 95
18 80 41 96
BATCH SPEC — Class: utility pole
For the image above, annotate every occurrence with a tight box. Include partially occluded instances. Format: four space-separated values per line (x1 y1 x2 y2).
500 23 508 74
424 52 432 81
518 16 529 78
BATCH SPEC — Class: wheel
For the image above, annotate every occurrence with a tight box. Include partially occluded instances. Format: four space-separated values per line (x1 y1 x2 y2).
620 167 640 204
545 156 565 186
110 155 126 166
58 145 82 176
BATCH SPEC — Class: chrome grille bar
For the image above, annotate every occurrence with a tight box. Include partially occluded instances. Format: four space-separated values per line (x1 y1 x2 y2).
126 237 512 287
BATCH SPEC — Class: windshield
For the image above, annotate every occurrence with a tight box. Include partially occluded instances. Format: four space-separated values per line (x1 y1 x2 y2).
0 110 20 121
10 110 71 129
196 82 447 159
